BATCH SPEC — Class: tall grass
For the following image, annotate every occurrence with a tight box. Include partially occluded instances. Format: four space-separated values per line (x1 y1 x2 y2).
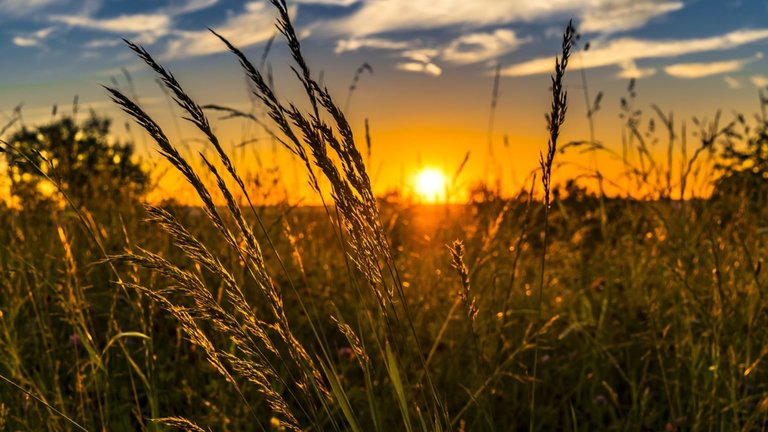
101 0 450 429
2 4 768 431
531 20 576 432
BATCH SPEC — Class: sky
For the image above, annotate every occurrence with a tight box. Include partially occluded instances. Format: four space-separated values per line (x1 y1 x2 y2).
1 0 768 202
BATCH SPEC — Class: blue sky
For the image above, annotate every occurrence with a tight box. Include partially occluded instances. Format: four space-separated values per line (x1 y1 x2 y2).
2 0 766 82
1 0 768 198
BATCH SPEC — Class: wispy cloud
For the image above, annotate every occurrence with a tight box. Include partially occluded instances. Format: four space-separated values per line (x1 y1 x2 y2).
396 49 442 76
396 61 442 77
49 13 172 45
50 13 172 34
580 0 683 33
84 38 122 49
11 26 57 48
335 28 528 74
290 0 358 5
403 48 440 64
335 37 412 54
442 29 528 64
326 0 682 37
48 0 219 47
163 2 284 59
502 28 768 77
752 75 768 88
13 36 39 47
163 0 218 15
617 60 657 79
724 75 742 89
324 0 682 76
664 53 763 78
0 0 57 16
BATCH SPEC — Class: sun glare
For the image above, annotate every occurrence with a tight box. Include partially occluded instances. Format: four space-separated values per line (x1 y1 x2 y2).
414 168 447 203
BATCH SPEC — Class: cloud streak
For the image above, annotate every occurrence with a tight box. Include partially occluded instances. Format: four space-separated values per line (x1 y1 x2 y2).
442 29 529 64
395 49 442 76
335 28 528 77
396 61 442 77
51 13 172 34
580 0 683 33
11 26 56 48
325 0 682 36
723 76 741 89
617 60 657 79
335 37 411 54
752 75 768 88
290 0 358 5
502 28 768 76
0 0 57 17
13 36 39 47
48 0 219 47
664 53 763 78
163 0 218 15
163 2 285 59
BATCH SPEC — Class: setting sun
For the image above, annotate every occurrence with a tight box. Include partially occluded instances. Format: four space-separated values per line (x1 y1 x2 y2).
414 168 447 203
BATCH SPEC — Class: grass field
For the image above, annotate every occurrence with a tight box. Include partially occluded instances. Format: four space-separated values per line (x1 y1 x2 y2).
2 1 768 431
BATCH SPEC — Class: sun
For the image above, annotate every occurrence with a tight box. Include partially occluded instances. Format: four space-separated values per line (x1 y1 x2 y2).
413 168 447 203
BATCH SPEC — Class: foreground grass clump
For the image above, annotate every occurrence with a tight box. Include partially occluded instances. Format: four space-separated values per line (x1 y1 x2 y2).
2 2 768 431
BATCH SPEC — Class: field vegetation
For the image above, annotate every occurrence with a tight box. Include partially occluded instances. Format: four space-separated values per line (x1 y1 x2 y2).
2 1 768 430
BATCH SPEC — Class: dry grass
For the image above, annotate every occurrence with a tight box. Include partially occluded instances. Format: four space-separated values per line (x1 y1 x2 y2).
1 4 768 432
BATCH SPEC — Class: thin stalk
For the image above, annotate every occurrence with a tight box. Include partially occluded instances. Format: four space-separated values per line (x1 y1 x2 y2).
530 21 575 432
0 373 89 432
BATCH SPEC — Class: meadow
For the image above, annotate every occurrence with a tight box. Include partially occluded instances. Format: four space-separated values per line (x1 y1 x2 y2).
2 1 768 430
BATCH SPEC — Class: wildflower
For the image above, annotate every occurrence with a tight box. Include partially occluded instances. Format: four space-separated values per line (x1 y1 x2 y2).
338 347 355 361
69 333 82 349
593 394 608 406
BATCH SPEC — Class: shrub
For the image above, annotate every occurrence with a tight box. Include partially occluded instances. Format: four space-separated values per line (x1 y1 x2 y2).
4 113 149 209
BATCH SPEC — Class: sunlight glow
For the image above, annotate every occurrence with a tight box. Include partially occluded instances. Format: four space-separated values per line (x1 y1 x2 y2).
414 168 447 203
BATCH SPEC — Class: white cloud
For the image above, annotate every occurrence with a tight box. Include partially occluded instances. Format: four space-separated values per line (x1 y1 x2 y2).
33 26 56 39
397 61 442 77
752 75 768 88
502 28 768 77
11 26 57 48
442 29 528 64
84 38 121 49
290 0 358 5
163 0 218 15
163 2 286 59
402 48 440 64
13 36 39 47
335 37 412 54
50 13 172 38
326 0 682 37
42 0 219 48
0 0 56 16
617 60 656 79
336 29 529 67
46 1 217 47
580 0 683 33
724 76 742 89
664 53 762 78
396 48 442 76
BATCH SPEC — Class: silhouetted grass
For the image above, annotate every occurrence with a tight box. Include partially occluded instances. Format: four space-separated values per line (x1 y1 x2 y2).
1 5 768 432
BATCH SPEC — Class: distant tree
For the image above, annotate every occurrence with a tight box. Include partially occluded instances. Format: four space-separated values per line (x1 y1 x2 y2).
713 99 768 206
4 113 149 209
